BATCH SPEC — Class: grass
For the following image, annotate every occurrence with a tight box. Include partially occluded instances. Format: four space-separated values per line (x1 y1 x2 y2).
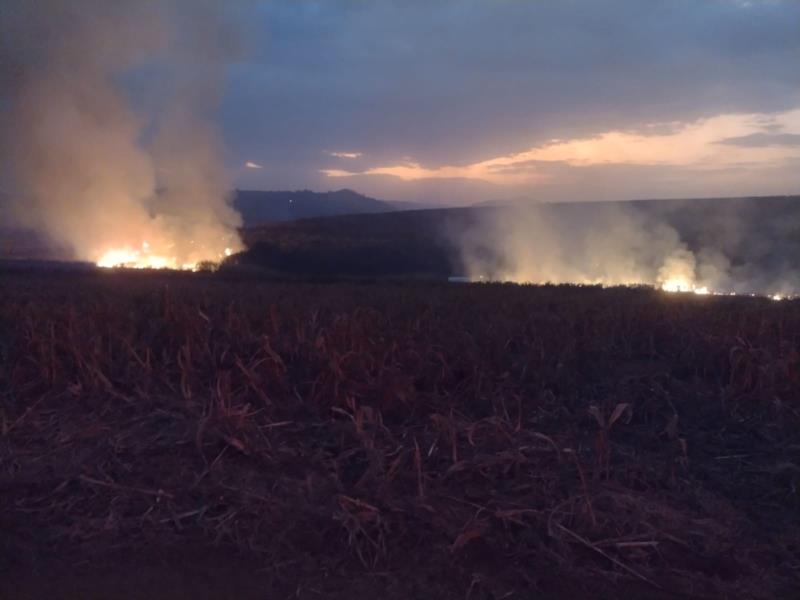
1 269 799 599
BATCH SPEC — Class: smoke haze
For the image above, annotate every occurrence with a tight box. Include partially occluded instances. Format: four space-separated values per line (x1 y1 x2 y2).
457 198 800 297
0 1 244 268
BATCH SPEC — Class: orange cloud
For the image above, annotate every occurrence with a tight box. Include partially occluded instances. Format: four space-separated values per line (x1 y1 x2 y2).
321 108 800 185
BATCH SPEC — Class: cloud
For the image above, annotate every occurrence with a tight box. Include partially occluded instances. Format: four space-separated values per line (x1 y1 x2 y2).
326 151 363 159
245 160 264 169
717 132 800 147
212 1 800 201
321 108 800 190
9 1 797 207
228 2 799 151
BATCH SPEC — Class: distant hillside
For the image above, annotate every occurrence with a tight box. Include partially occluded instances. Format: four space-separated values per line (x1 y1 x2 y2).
234 195 800 280
4 193 799 280
233 188 393 225
236 207 486 279
385 200 440 211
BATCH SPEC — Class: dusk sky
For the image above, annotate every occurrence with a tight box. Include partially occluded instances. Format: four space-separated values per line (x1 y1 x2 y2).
3 1 798 208
220 0 800 204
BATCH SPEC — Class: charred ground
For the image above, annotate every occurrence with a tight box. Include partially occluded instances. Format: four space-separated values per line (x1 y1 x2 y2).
1 269 799 599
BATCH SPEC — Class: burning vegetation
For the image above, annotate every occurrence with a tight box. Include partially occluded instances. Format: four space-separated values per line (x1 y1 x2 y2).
456 200 800 299
0 1 245 271
0 3 798 598
96 242 234 271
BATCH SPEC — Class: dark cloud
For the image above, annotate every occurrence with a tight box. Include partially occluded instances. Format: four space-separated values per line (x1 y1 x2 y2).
717 132 800 147
223 1 797 158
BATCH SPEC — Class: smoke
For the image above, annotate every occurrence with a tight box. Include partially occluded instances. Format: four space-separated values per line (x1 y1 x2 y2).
0 1 245 268
456 198 800 296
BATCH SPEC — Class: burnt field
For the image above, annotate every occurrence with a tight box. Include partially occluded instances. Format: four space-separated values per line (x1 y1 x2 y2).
1 270 799 599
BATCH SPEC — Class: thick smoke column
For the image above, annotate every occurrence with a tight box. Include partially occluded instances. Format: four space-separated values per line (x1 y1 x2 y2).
0 1 244 268
457 199 800 297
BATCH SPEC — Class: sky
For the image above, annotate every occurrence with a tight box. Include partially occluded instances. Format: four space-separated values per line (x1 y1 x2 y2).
218 0 800 204
8 0 799 207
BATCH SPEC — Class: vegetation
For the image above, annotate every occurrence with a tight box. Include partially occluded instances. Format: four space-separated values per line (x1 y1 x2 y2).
2 269 799 598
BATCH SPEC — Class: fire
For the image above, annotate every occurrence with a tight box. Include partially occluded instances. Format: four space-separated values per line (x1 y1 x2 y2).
96 241 235 271
97 247 174 270
659 280 791 300
659 277 709 295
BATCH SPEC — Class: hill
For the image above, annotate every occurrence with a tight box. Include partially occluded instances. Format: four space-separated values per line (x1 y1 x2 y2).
235 195 800 281
238 207 484 278
233 188 394 225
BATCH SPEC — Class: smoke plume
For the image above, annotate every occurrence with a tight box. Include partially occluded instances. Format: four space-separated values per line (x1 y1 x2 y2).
0 1 244 268
457 198 800 297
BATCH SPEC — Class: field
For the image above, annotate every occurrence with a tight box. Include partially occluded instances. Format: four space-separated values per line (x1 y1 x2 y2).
2 269 799 599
